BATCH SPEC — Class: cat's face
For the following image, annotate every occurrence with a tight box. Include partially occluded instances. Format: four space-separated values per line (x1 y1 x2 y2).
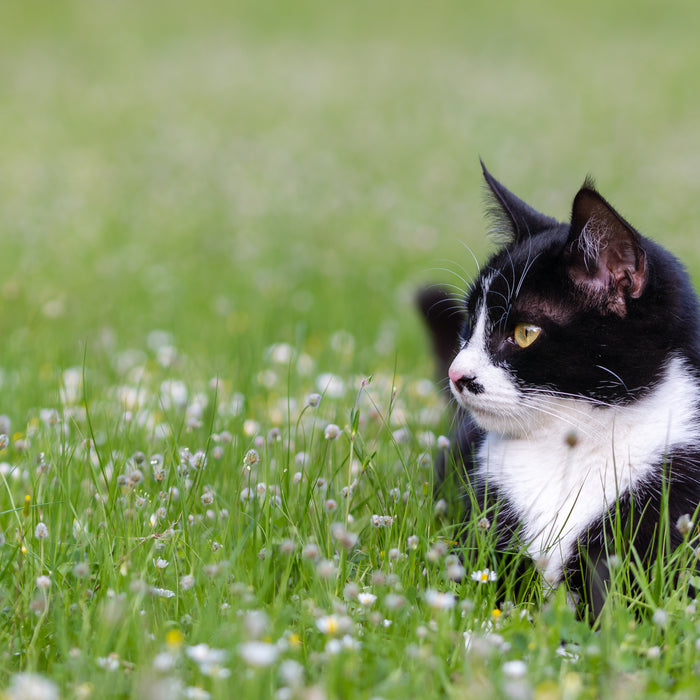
449 168 668 437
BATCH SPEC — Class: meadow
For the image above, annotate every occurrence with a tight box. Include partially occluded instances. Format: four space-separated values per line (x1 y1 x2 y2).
2 1 700 697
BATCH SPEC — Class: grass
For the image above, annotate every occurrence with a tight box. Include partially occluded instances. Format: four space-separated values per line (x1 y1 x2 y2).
2 0 700 697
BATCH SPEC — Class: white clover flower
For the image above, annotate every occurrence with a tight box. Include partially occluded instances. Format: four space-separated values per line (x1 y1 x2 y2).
6 672 59 700
96 653 120 671
370 514 394 528
357 592 377 606
36 575 51 590
424 588 456 610
652 608 669 628
502 659 528 679
180 574 195 590
279 659 304 688
243 449 260 467
471 568 498 584
437 435 451 450
61 367 83 405
186 643 227 666
677 513 694 536
34 523 49 540
302 542 320 560
316 373 346 398
160 379 188 409
433 499 448 515
324 423 341 440
316 559 337 580
153 651 177 672
330 523 358 549
646 646 662 659
407 535 419 550
244 609 270 638
200 664 230 679
238 641 278 668
73 562 90 579
269 342 295 365
473 517 490 532
384 594 406 610
306 393 322 408
446 562 466 582
153 558 169 569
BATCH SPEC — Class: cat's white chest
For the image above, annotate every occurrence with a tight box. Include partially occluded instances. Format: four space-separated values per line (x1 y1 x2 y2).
476 357 700 584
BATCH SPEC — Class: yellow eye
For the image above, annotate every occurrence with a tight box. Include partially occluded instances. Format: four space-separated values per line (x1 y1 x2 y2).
513 323 542 348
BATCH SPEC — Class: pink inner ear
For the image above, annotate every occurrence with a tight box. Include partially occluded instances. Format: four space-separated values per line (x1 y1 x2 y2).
567 188 648 314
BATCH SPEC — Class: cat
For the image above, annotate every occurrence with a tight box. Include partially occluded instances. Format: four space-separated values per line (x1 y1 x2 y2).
419 162 700 617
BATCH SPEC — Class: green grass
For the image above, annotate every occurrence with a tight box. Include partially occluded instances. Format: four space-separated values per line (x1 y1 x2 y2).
2 1 700 697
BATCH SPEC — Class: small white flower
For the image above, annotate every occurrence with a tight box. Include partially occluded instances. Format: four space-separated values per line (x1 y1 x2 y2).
424 589 456 610
180 574 195 590
36 575 51 590
97 653 120 671
243 449 259 467
153 558 169 569
357 592 377 606
238 641 278 668
677 514 694 536
652 608 669 628
316 614 352 636
186 643 227 666
6 672 59 700
471 568 498 584
306 393 322 408
646 645 661 659
324 423 341 440
34 523 49 540
502 659 528 679
151 587 176 598
279 659 304 688
446 562 466 582
153 651 177 672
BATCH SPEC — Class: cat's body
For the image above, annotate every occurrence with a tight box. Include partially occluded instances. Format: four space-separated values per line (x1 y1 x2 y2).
420 163 700 615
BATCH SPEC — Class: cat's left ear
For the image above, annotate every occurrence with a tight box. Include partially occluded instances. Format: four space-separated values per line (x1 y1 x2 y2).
566 185 647 316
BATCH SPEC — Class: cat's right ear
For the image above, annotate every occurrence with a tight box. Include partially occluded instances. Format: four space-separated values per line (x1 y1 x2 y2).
481 160 558 244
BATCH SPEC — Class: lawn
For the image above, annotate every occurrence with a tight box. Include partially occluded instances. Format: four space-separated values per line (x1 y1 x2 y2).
2 1 700 697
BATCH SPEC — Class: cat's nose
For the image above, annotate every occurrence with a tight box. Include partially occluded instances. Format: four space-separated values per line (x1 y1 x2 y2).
449 368 485 395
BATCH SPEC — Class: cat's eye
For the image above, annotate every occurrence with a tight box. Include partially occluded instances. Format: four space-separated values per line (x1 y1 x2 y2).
513 323 542 348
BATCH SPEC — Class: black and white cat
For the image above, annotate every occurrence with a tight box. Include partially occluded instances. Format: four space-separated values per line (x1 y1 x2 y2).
420 163 700 615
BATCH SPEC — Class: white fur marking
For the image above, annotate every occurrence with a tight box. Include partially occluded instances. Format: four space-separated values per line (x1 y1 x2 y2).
477 356 700 584
449 275 523 433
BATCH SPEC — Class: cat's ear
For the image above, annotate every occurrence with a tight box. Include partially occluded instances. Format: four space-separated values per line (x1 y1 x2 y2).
566 184 647 316
481 160 558 244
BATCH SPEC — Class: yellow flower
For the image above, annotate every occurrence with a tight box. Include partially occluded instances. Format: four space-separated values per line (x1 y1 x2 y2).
166 629 185 650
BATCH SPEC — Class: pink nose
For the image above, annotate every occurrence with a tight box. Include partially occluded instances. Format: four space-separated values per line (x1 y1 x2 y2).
448 366 466 384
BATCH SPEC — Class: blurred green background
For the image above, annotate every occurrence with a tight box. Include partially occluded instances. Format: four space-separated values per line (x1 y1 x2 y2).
2 0 700 414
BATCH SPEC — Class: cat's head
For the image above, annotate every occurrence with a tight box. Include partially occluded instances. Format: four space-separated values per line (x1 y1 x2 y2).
449 163 690 436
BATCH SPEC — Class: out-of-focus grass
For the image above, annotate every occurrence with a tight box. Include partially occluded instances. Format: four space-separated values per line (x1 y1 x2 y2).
2 1 700 390
2 3 700 695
